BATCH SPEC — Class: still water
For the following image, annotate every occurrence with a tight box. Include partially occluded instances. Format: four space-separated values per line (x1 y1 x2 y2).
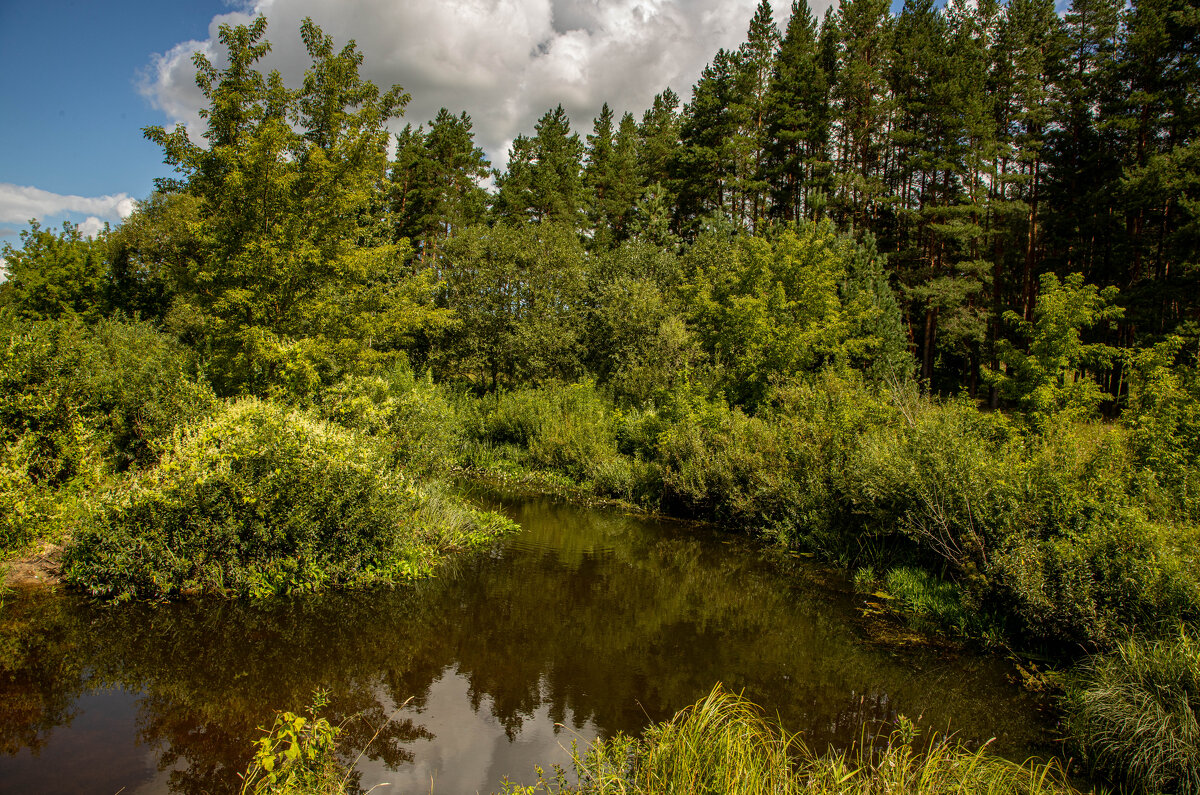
0 491 1051 794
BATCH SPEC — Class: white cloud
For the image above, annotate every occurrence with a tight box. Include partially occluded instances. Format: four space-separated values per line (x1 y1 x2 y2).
0 183 136 226
138 0 835 167
76 216 108 239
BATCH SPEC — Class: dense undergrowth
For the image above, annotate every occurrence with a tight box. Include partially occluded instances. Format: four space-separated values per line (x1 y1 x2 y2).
305 361 1200 791
5 311 1198 790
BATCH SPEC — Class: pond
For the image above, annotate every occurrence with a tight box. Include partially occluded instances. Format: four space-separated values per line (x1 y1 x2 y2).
0 490 1052 794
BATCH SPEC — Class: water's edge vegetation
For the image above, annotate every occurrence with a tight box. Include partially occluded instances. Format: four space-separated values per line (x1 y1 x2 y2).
2 0 1198 789
238 686 1081 795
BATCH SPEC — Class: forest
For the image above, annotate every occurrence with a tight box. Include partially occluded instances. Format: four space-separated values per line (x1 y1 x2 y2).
1 0 1198 791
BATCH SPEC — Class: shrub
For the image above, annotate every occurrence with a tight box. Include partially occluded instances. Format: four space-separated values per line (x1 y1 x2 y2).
319 367 470 475
1064 630 1200 793
64 399 514 600
483 381 627 489
0 314 216 475
0 314 216 554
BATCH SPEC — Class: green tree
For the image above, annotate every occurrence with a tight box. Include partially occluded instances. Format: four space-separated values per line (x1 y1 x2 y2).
638 89 681 193
495 105 586 227
436 223 588 388
677 50 740 230
684 222 908 407
0 221 109 322
730 0 781 231
765 0 832 224
584 105 643 246
390 109 490 262
990 272 1123 422
829 0 893 227
142 17 433 397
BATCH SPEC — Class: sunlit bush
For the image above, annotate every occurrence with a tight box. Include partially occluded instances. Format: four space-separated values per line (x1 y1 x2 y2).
65 399 514 600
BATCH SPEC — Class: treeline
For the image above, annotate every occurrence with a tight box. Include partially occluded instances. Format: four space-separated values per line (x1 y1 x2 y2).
393 0 1197 395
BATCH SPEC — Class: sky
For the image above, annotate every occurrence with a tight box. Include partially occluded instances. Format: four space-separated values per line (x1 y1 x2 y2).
0 0 841 251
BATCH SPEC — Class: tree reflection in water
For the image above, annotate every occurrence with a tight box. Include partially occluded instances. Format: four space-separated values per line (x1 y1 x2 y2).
0 492 1051 794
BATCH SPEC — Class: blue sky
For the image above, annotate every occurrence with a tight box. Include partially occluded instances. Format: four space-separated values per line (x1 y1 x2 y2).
0 0 234 240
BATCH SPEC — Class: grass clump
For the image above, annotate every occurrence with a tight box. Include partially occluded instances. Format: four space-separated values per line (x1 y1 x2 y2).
63 398 514 601
1064 629 1200 793
505 685 1078 795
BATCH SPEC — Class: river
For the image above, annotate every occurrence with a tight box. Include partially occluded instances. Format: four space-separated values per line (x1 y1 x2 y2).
0 489 1051 794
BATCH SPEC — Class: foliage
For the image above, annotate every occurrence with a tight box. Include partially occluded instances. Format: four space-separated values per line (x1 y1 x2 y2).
990 273 1123 425
503 685 1079 795
1063 629 1200 793
318 366 471 476
0 221 111 323
240 690 349 795
682 221 909 407
0 314 215 553
63 399 514 600
1123 335 1200 523
482 381 631 492
436 222 588 388
142 17 447 398
883 566 980 637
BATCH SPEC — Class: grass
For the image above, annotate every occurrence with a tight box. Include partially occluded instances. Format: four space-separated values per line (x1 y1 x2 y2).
502 685 1080 795
1064 629 1200 793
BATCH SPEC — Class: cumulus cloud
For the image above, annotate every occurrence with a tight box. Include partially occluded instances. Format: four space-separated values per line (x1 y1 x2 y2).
0 183 136 227
138 0 836 166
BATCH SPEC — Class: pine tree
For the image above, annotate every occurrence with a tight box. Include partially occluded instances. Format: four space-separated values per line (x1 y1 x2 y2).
829 0 893 228
638 89 681 189
495 105 585 227
1106 0 1200 336
1044 0 1122 283
392 109 490 261
765 0 831 224
994 0 1067 322
678 50 739 230
730 0 781 231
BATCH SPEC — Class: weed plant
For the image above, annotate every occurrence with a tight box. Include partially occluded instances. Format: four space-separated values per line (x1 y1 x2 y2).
501 685 1079 795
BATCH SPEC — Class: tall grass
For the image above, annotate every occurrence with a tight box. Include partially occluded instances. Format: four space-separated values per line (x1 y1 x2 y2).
1064 630 1200 793
505 685 1078 795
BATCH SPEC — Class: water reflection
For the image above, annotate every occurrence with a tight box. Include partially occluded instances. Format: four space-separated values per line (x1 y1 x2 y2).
0 492 1051 794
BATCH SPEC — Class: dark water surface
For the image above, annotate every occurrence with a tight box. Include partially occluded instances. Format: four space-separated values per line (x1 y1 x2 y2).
0 491 1052 794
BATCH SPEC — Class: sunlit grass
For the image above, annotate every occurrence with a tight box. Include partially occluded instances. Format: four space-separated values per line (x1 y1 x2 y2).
503 685 1079 795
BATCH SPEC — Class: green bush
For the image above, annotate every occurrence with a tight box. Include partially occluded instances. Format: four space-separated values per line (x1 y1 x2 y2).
0 314 216 553
319 366 471 475
483 381 628 488
64 399 514 600
0 314 216 474
1064 630 1200 793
